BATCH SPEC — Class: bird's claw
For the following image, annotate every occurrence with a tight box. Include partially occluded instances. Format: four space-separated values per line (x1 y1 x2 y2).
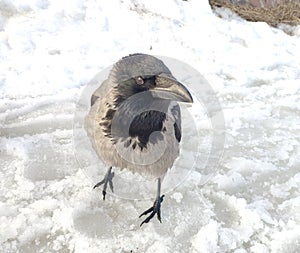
139 195 165 226
93 168 114 200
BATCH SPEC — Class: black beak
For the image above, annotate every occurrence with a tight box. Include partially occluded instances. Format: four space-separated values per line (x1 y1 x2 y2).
153 74 193 103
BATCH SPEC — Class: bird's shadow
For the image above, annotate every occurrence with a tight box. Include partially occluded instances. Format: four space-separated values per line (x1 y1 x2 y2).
72 182 209 241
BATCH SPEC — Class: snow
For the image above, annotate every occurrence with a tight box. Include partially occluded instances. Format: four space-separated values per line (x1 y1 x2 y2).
1 0 300 252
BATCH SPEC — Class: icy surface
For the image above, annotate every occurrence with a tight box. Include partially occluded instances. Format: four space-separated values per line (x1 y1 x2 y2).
1 0 300 252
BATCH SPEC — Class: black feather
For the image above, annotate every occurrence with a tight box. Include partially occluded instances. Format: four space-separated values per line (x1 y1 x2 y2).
173 123 181 142
171 104 181 143
91 95 99 106
129 111 166 149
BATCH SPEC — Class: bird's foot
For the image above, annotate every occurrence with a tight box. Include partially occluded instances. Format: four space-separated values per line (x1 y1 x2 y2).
139 195 165 226
93 167 114 200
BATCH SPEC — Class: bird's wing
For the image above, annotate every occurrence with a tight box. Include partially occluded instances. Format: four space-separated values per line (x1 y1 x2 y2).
171 103 181 142
90 79 112 106
84 78 115 145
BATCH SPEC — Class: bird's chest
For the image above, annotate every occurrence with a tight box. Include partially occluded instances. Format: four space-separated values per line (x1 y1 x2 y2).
125 114 176 150
114 116 179 169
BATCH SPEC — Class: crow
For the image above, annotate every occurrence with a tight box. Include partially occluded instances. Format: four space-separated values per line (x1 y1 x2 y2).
85 53 193 226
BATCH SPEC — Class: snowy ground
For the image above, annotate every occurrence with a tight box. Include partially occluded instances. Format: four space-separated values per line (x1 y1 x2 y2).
1 0 300 252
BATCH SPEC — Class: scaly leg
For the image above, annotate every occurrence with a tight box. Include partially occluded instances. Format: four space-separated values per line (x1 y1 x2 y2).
93 166 114 200
139 178 165 226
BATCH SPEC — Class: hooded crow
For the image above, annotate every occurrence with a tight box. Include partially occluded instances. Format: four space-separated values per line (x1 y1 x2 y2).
85 53 193 226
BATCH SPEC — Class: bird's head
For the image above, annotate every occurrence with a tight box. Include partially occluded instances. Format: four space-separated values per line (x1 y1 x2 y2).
109 54 193 104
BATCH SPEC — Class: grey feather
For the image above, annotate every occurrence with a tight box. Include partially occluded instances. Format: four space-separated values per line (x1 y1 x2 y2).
85 54 190 179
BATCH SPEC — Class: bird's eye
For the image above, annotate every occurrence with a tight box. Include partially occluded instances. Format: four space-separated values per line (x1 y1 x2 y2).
136 76 144 85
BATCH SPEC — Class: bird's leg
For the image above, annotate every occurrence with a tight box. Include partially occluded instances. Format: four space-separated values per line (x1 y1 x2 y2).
139 178 165 226
93 166 114 200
